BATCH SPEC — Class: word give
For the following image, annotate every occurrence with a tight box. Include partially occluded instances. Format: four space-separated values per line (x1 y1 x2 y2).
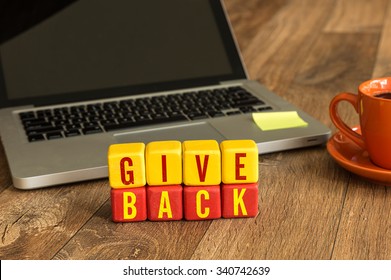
108 139 259 222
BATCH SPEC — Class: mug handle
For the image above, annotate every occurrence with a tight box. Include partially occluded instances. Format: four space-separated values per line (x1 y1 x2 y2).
329 92 366 149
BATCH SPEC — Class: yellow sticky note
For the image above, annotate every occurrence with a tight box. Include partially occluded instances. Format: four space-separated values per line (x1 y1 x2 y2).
252 111 308 131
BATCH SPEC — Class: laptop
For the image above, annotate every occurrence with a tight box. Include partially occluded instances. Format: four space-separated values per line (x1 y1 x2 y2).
0 0 330 190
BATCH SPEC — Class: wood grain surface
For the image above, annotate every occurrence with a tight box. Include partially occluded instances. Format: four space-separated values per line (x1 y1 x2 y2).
1 0 391 260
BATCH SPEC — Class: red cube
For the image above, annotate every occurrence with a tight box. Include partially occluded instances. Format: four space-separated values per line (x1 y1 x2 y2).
183 185 221 220
221 182 258 218
111 187 147 222
147 185 183 221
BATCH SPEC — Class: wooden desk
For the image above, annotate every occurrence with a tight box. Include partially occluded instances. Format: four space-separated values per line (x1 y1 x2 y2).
1 0 391 260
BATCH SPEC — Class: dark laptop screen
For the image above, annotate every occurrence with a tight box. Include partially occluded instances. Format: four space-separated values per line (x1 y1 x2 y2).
0 0 246 107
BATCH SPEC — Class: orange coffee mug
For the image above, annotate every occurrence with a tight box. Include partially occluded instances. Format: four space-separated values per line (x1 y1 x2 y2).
330 77 391 169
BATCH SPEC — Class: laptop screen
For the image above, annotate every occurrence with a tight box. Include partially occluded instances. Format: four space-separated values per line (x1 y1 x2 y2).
0 0 246 108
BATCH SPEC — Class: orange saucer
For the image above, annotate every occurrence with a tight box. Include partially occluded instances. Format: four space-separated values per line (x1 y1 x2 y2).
327 126 391 185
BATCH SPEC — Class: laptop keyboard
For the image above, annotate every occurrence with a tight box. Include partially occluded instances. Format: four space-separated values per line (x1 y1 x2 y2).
19 86 272 142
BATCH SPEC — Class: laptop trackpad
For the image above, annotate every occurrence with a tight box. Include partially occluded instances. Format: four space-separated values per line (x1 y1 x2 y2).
113 122 226 143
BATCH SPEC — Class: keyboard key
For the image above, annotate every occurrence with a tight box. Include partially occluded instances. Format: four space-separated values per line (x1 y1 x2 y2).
26 125 62 135
65 129 81 137
19 111 36 120
47 132 63 140
65 124 82 130
134 115 152 122
166 114 188 122
83 126 103 135
23 118 48 127
239 106 257 113
151 113 169 120
187 112 209 120
28 134 45 142
100 120 118 127
231 97 264 107
258 106 273 111
207 111 225 118
103 121 136 131
227 110 241 116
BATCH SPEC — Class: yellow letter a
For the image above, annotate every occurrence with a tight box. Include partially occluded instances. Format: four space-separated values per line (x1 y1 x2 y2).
158 191 173 219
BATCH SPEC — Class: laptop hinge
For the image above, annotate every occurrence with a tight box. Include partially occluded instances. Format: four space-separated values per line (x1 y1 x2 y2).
219 79 247 86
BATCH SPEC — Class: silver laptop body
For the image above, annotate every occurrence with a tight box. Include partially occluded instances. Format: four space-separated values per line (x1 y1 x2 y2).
0 0 330 189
